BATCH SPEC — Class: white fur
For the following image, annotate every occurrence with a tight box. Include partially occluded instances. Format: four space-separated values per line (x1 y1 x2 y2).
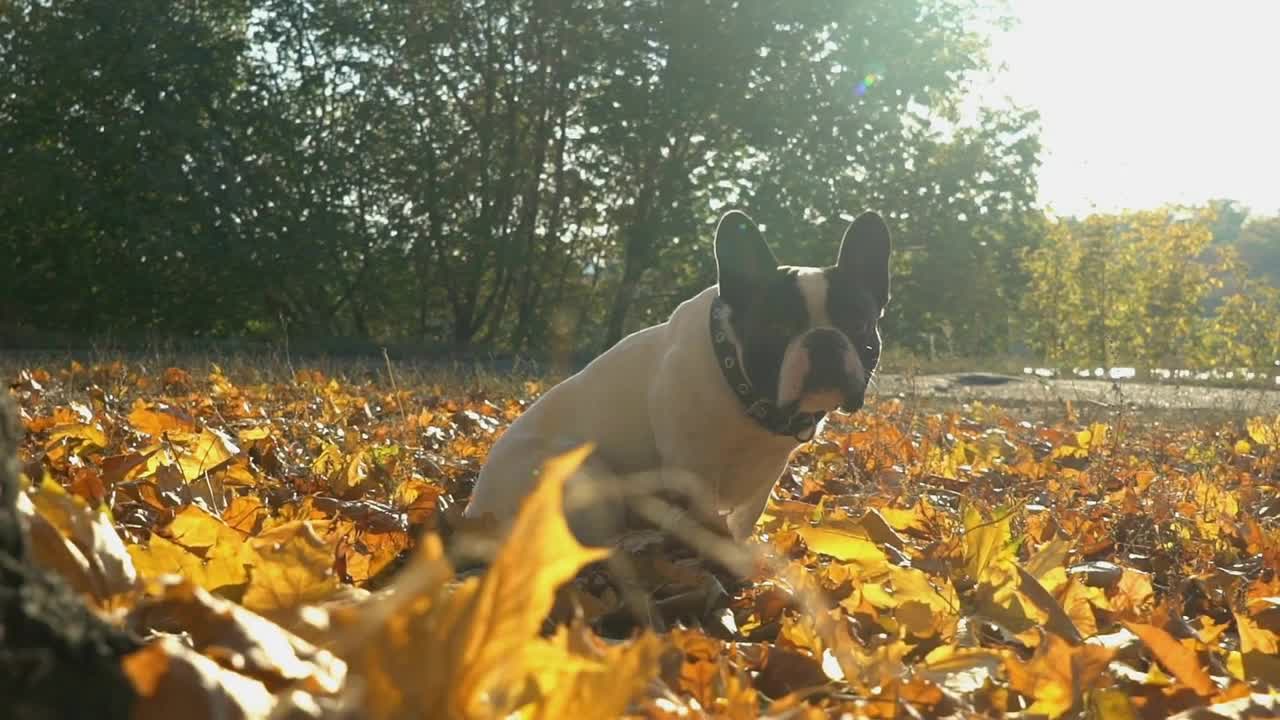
465 285 816 544
795 269 831 327
775 336 810 408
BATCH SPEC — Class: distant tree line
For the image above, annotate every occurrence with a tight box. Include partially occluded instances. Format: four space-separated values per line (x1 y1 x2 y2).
1022 202 1280 371
2 1 1276 369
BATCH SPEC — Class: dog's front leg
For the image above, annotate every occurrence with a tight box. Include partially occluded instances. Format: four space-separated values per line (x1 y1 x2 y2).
725 469 784 541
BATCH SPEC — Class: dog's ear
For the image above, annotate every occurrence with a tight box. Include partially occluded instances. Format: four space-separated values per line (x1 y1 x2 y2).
835 210 891 307
715 210 777 306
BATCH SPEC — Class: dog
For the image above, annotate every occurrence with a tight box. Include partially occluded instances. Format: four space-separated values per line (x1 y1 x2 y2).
464 209 891 547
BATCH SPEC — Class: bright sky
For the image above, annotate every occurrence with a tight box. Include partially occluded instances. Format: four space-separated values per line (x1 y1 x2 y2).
983 2 1280 217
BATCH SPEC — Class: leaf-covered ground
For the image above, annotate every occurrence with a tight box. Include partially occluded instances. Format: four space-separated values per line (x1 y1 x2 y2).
5 360 1280 719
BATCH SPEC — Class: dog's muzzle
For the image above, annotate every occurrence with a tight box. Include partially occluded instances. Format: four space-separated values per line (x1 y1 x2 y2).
802 329 866 412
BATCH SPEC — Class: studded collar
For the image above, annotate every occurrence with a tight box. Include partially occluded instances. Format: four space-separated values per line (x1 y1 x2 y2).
709 293 824 442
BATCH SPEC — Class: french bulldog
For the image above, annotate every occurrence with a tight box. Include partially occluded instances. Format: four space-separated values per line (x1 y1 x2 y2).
464 209 891 546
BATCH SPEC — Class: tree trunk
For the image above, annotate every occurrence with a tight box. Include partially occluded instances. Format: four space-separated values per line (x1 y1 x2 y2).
603 257 644 350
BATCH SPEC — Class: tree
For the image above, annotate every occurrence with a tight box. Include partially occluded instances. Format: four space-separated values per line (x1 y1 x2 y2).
1021 207 1224 368
1236 215 1280 287
1 0 1044 359
0 0 266 335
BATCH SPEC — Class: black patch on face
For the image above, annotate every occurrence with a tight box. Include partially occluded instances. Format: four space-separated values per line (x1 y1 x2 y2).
712 206 891 411
824 267 884 378
724 266 810 401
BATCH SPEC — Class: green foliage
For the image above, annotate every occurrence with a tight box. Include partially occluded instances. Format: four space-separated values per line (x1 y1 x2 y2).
0 0 1042 355
1022 206 1280 369
1197 268 1280 369
1023 208 1208 367
1236 216 1280 287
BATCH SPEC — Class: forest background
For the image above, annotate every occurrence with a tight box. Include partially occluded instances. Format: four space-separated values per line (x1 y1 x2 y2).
4 0 1279 374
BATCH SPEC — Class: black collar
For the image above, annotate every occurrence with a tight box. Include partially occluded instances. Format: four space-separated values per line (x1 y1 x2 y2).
710 293 825 442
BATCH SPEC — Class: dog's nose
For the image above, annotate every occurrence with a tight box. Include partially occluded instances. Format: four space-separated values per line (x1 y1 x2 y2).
804 329 849 386
804 329 848 355
839 388 866 413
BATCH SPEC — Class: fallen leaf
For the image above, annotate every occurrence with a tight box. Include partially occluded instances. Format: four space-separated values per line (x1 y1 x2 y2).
963 503 1018 583
1122 620 1216 696
128 400 196 437
127 581 346 695
123 637 275 720
23 473 138 600
1005 633 1115 719
242 520 341 613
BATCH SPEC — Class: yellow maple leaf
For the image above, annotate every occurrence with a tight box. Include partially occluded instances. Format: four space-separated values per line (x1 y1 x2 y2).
45 422 108 451
1058 577 1102 638
435 445 612 717
129 509 253 595
340 445 658 720
963 504 1018 584
236 426 272 443
122 636 275 720
242 520 342 613
523 620 664 720
1005 633 1115 719
166 504 232 549
860 566 958 639
130 535 221 594
1085 688 1139 720
175 427 239 481
919 647 1003 696
162 504 257 591
1111 568 1155 616
795 524 889 569
1233 612 1280 687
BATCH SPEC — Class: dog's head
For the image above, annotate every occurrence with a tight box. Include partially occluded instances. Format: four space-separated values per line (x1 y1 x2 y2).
714 209 891 415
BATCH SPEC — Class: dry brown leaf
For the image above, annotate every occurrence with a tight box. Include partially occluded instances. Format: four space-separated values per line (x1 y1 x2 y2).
1005 633 1115 719
242 520 342 613
22 473 139 600
128 400 196 437
525 620 664 720
127 581 346 696
123 637 275 720
963 503 1018 583
339 445 654 720
1122 620 1216 696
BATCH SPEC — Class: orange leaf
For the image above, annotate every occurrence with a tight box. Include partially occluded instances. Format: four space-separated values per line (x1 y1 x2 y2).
1005 633 1114 719
1122 620 1215 696
127 400 196 437
122 637 274 720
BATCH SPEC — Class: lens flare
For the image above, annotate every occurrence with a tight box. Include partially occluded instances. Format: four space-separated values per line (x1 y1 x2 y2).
854 72 879 98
